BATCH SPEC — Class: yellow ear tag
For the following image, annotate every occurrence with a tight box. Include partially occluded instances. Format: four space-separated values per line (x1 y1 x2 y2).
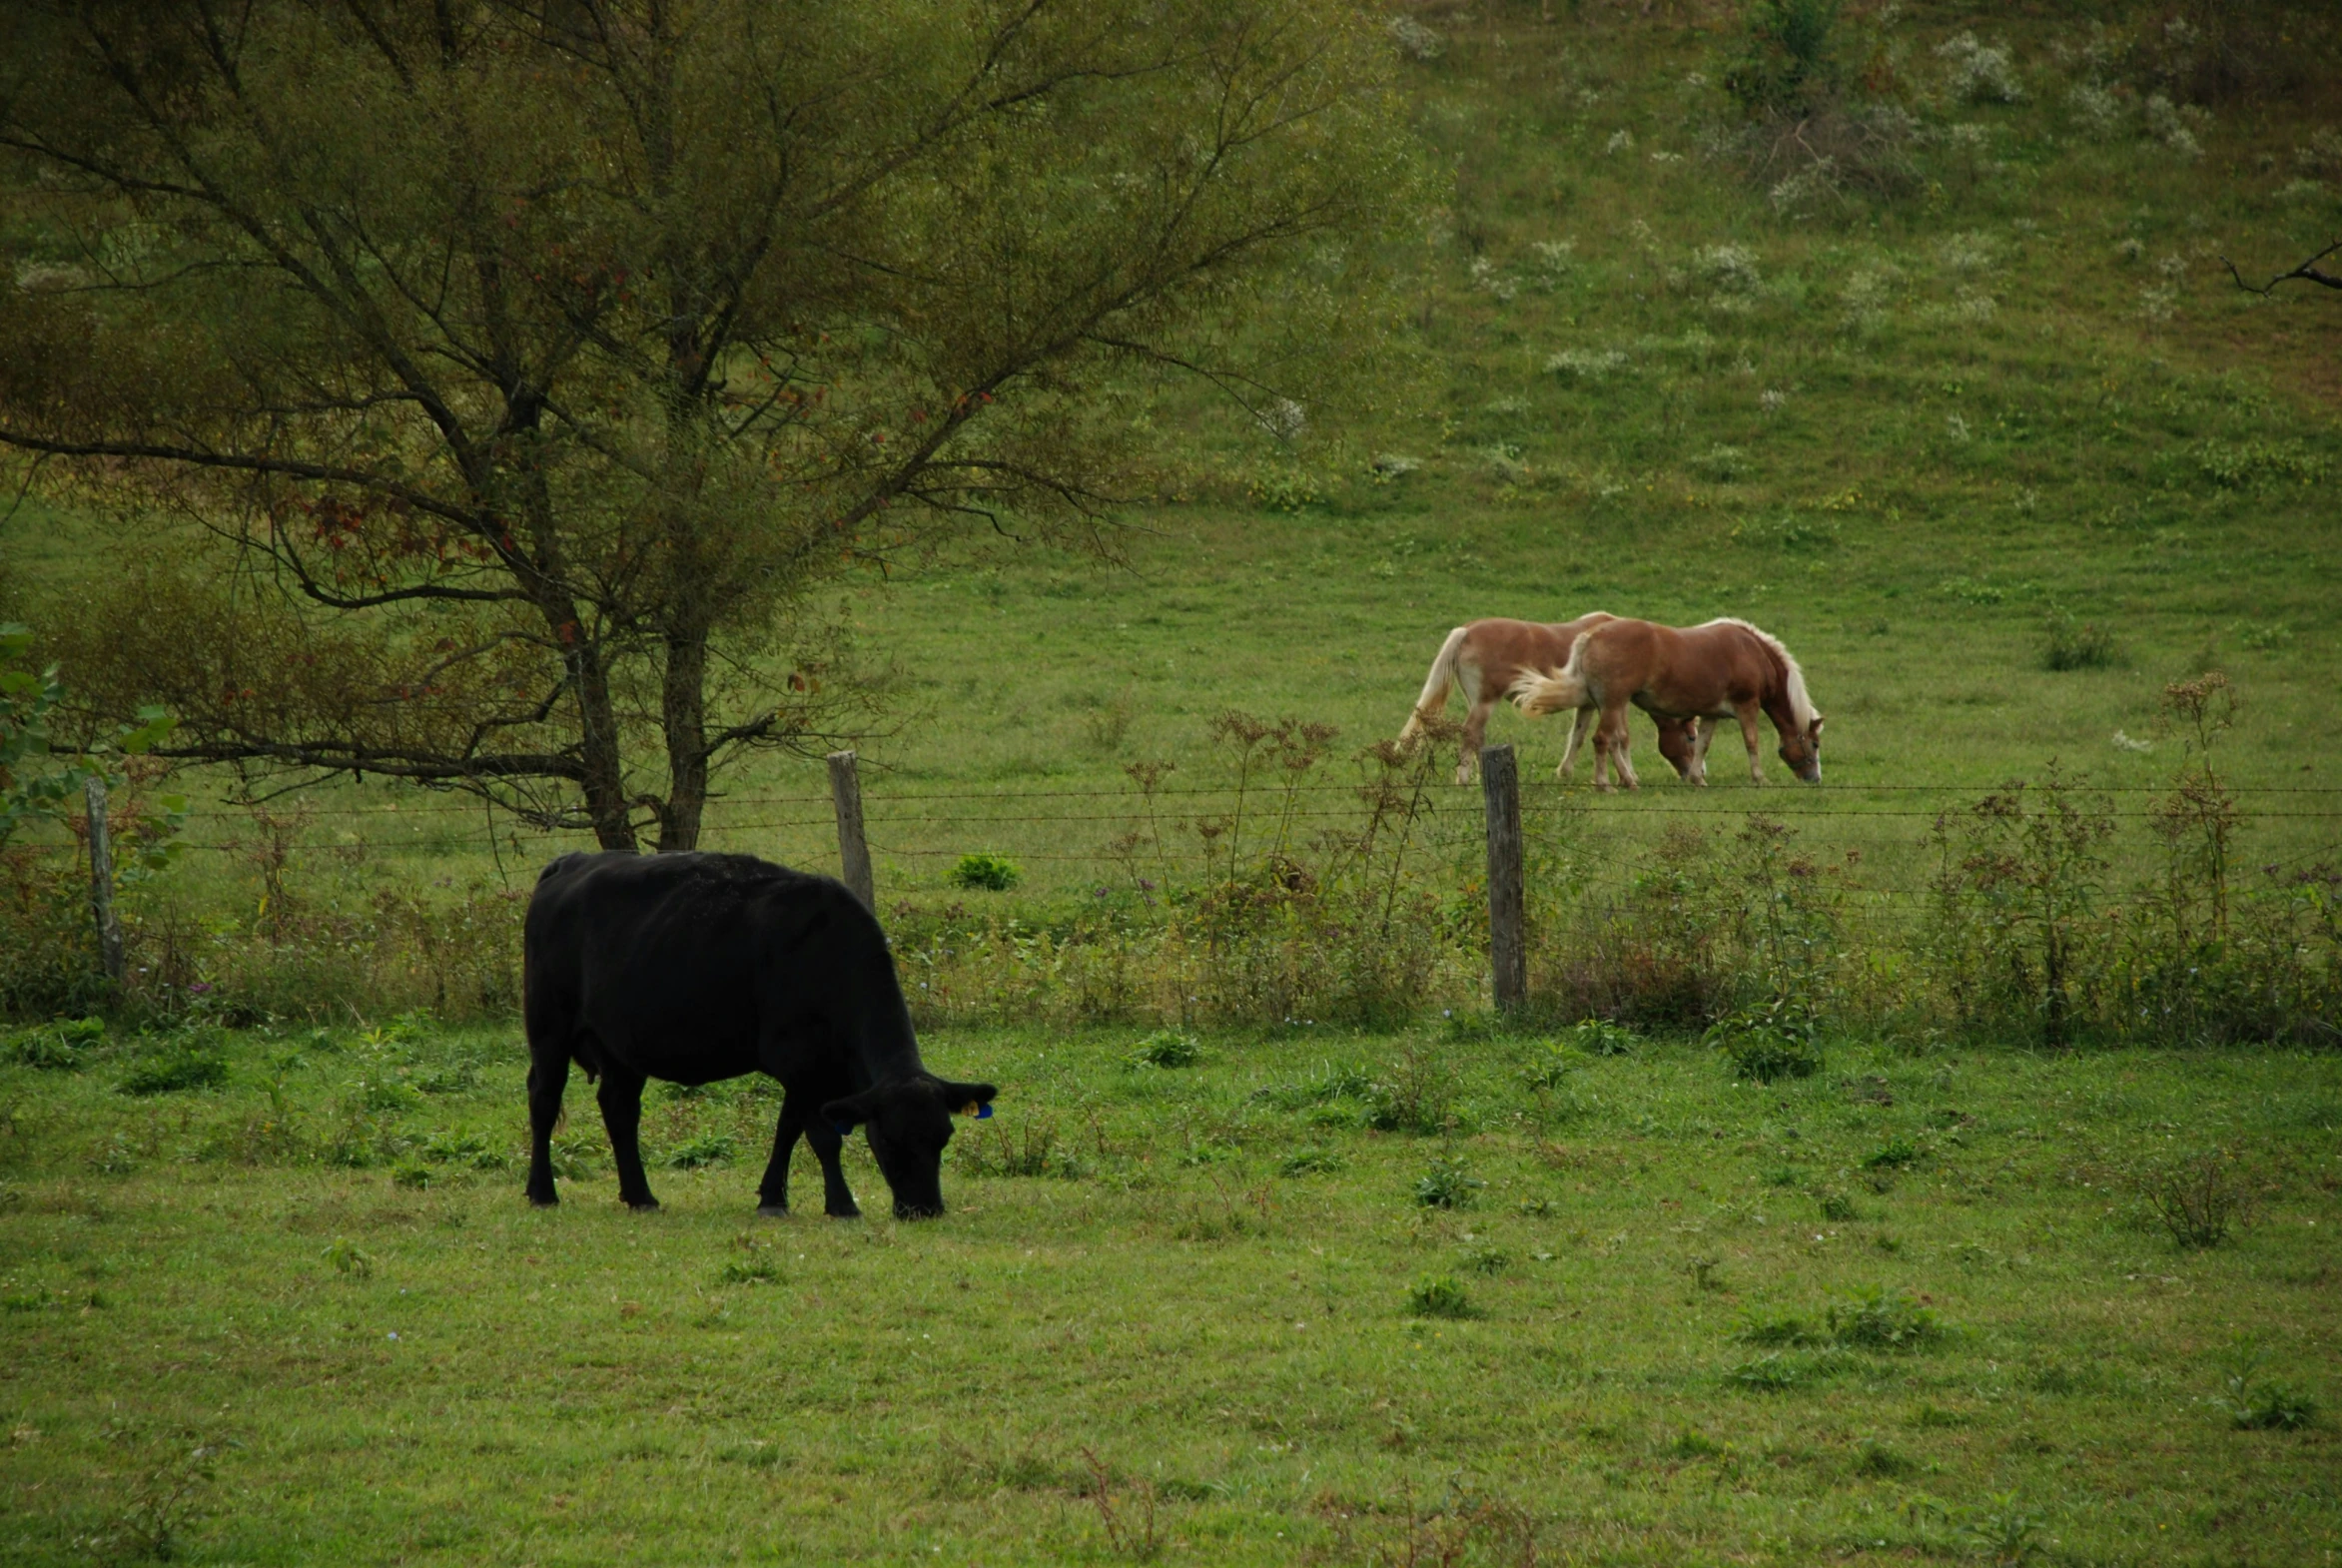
961 1102 980 1117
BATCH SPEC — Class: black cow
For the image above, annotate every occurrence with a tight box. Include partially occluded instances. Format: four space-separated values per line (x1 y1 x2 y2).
521 851 996 1219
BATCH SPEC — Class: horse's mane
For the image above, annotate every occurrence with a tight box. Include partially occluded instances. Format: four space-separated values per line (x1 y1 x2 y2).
1699 618 1816 727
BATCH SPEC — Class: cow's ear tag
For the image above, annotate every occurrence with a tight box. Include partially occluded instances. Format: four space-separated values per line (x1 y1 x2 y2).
965 1102 992 1119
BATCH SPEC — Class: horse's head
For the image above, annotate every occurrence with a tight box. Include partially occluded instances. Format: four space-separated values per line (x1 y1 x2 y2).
1778 715 1824 782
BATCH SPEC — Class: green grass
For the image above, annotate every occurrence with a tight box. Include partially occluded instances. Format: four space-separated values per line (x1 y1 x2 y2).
2 1018 2338 1563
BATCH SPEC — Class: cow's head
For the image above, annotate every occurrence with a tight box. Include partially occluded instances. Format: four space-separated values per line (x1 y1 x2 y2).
822 1075 998 1219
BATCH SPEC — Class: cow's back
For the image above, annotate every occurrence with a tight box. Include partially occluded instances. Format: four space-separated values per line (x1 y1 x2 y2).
524 852 883 1086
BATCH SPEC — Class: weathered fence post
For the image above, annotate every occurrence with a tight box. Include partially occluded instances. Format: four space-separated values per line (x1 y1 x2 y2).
1480 743 1527 1012
826 749 875 913
84 775 126 986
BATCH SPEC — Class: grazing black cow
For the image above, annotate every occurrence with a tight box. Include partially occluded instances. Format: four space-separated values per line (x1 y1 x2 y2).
521 851 996 1219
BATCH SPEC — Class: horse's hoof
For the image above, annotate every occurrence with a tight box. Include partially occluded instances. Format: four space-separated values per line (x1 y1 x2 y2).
756 1204 789 1218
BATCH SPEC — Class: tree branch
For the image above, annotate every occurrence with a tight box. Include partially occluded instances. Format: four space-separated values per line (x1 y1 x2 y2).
2221 239 2342 296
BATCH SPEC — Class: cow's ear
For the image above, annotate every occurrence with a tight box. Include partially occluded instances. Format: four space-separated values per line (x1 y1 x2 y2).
821 1089 881 1132
940 1080 998 1118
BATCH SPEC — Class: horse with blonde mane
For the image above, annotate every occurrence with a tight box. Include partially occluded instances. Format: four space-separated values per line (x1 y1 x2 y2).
1518 617 1824 791
1399 614 1701 784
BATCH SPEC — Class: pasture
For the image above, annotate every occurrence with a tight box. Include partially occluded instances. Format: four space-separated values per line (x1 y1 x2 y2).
2 1019 2338 1565
4 1 2342 1562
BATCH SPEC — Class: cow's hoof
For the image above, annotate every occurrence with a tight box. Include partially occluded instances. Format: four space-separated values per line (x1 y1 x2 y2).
756 1204 789 1218
625 1199 661 1212
528 1195 558 1208
825 1208 862 1220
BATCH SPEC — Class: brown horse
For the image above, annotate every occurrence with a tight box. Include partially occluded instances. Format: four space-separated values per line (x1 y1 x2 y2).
1399 615 1700 784
1519 617 1824 791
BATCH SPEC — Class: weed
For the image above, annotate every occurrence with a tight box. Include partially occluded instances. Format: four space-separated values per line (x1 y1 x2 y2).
76 1430 228 1563
1407 1274 1474 1318
390 1159 433 1189
1412 1158 1484 1209
117 1041 229 1097
665 1133 738 1170
1735 1313 1824 1348
1864 1140 1920 1171
949 854 1022 893
1817 1188 1858 1221
716 1256 781 1286
1079 1447 1162 1560
958 1116 1074 1179
1465 1244 1513 1275
2140 1149 2259 1248
1125 1031 1200 1069
1960 1490 2044 1564
1727 1351 1826 1390
1829 1286 1944 1351
3 1016 103 1071
1278 1146 1344 1176
2214 1340 2320 1431
1853 1438 1916 1478
323 1237 374 1279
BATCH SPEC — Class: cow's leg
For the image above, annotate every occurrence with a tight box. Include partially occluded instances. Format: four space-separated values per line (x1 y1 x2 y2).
804 1117 862 1219
595 1068 659 1211
756 1092 807 1216
524 1052 569 1207
1738 704 1765 784
1556 706 1594 780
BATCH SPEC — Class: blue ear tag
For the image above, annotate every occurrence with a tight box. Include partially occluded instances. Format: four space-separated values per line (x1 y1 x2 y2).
977 1103 993 1119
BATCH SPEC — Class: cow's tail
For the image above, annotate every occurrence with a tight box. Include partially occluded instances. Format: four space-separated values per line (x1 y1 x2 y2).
1399 626 1471 743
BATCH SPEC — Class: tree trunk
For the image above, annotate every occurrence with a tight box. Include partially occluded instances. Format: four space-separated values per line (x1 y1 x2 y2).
655 629 708 854
568 640 636 853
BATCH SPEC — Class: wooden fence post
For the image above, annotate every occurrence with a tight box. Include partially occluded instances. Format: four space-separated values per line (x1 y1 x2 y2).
84 775 126 986
1480 742 1527 1012
826 749 875 913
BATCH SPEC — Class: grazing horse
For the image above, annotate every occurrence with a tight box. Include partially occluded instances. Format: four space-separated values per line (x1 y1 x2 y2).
1519 617 1824 792
1400 615 1700 784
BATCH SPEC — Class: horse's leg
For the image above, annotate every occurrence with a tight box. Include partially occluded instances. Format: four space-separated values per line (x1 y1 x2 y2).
1609 704 1641 791
1738 704 1765 784
1456 694 1496 785
1556 706 1593 780
1692 718 1715 786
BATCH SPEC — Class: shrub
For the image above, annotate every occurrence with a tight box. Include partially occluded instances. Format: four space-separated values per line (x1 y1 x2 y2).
2140 1149 2259 1248
1721 0 1844 116
1711 1012 1822 1083
2043 609 2120 671
949 854 1022 892
1407 1274 1474 1319
1936 32 2023 104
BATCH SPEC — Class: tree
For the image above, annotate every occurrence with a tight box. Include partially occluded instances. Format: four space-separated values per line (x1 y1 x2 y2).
0 1 1413 850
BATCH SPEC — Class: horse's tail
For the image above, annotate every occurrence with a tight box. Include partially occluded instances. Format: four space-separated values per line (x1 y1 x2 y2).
1514 628 1595 716
1399 625 1472 741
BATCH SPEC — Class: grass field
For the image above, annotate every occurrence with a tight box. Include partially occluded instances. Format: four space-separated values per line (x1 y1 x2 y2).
4 5 2341 1561
2 1018 2338 1565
